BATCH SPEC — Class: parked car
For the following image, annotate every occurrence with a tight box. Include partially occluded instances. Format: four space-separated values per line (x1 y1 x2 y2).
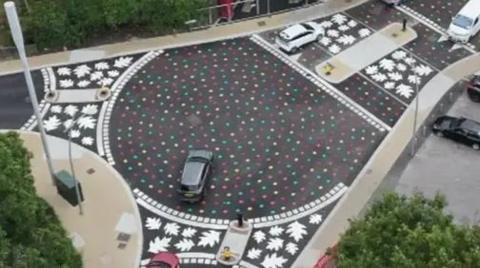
432 116 480 150
381 0 407 6
177 149 214 203
467 73 480 102
146 252 180 268
276 22 324 54
447 0 480 43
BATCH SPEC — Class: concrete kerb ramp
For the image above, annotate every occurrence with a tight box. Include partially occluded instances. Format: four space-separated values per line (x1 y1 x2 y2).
316 22 418 84
6 130 143 268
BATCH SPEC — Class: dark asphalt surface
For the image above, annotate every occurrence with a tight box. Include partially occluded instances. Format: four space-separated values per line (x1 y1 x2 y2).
0 71 44 130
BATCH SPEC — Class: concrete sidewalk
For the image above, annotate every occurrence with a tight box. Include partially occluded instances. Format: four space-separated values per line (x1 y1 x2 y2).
0 0 369 75
17 131 142 268
293 51 480 267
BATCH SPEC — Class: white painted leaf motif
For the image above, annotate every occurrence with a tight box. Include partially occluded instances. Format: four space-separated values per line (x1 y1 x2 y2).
148 236 171 253
81 137 94 146
247 248 262 259
396 63 407 72
408 74 421 85
57 67 71 76
95 62 109 70
70 129 80 138
63 119 73 130
253 230 266 243
90 71 103 81
99 77 114 86
391 50 407 60
73 64 91 78
50 105 62 114
358 28 371 38
347 20 358 28
365 65 378 75
114 57 133 68
388 72 403 81
77 116 96 129
59 79 74 88
145 217 162 230
285 242 298 255
338 35 356 45
403 57 417 66
319 36 332 46
286 221 307 242
108 70 120 77
326 29 339 38
269 226 284 236
77 80 91 88
43 115 61 131
384 82 396 90
396 84 414 98
182 227 197 238
164 222 180 236
371 73 387 82
414 65 433 76
319 20 333 29
175 239 194 251
64 105 78 117
379 58 395 71
309 214 323 224
197 230 220 247
266 238 284 251
81 104 98 115
261 253 287 268
331 14 348 25
338 25 350 32
328 44 341 54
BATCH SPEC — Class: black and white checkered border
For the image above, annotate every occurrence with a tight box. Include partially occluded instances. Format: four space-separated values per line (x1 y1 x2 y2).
250 34 390 132
396 5 477 53
20 68 55 131
140 252 259 267
134 182 347 229
97 50 163 164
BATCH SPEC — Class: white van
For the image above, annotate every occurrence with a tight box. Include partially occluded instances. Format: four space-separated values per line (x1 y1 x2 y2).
447 0 480 43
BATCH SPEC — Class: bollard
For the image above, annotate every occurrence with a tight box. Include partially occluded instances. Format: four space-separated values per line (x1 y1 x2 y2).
237 213 243 227
402 18 407 32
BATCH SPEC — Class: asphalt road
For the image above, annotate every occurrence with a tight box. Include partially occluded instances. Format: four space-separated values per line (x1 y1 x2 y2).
396 92 480 225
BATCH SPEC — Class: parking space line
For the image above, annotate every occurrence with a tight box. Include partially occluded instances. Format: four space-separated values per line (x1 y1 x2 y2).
396 5 477 54
250 34 391 132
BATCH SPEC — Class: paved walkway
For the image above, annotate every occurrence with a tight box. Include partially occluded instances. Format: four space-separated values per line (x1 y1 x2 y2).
293 52 480 268
0 0 369 75
17 131 142 268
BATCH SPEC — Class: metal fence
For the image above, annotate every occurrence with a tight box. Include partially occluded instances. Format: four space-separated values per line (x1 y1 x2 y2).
192 0 323 29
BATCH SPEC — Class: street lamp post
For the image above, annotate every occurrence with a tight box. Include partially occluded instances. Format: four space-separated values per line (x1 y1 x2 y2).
65 116 84 215
4 1 56 183
406 55 420 157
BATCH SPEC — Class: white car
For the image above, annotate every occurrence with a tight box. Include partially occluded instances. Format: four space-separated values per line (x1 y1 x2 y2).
447 0 480 43
276 22 324 54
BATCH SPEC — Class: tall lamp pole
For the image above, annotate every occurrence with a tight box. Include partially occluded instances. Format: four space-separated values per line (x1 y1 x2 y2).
65 116 84 215
4 1 56 182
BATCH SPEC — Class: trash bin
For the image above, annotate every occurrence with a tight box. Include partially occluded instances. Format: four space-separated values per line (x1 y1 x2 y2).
54 170 84 206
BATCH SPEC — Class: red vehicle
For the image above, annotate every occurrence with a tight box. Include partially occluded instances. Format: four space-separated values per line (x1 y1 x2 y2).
467 74 480 102
146 252 180 268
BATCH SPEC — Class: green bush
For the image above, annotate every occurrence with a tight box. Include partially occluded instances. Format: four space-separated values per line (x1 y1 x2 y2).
18 0 209 50
0 132 82 268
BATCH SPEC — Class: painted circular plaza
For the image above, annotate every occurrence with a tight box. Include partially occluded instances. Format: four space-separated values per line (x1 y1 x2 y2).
109 38 384 220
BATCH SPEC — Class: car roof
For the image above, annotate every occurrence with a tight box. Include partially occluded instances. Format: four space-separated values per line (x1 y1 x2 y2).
461 119 480 134
280 24 307 40
181 160 205 185
457 0 480 18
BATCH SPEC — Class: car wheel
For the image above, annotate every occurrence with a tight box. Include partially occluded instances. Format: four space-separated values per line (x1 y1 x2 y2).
434 131 443 137
473 144 480 150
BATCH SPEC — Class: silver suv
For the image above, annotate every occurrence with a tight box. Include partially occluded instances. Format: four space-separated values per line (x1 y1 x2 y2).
177 150 214 203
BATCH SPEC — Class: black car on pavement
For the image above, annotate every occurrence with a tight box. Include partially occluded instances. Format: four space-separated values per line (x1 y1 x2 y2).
467 74 480 102
432 116 480 150
177 150 214 203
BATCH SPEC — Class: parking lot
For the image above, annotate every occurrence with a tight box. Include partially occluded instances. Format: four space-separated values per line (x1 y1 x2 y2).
396 91 480 225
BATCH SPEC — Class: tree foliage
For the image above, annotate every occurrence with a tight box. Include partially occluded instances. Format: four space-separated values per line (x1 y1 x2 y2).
336 192 480 268
0 132 82 268
18 0 209 49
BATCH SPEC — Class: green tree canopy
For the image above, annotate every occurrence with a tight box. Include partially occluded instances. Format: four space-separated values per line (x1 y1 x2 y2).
0 132 81 268
336 192 480 268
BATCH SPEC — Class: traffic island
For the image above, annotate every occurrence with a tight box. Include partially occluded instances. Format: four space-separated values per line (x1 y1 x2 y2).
216 217 253 266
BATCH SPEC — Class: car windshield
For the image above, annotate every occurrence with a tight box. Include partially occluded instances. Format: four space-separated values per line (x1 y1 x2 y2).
301 23 313 31
181 160 205 186
452 15 473 29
